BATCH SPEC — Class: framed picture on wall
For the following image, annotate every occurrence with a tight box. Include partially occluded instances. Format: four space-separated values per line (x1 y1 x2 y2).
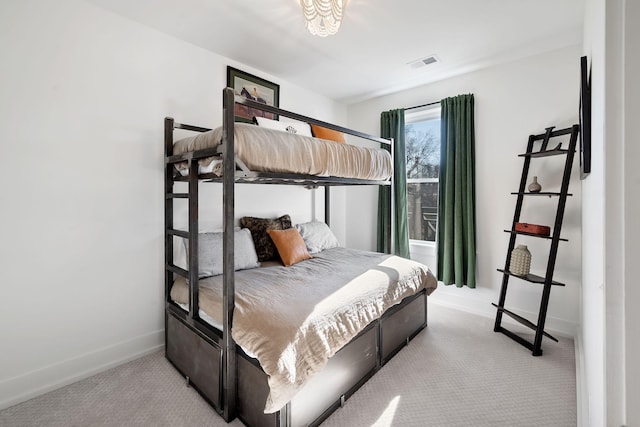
227 66 280 123
579 55 591 179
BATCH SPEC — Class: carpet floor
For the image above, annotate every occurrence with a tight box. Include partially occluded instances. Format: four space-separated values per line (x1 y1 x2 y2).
0 303 576 426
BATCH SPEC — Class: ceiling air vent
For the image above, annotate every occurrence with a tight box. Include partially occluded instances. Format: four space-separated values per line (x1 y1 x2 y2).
408 55 440 69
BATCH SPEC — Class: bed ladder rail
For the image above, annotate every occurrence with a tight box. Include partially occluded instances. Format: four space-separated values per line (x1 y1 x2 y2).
166 192 189 199
164 224 192 297
166 264 188 279
165 115 202 323
167 228 189 239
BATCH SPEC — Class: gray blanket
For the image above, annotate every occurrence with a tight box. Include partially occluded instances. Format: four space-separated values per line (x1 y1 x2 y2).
171 247 437 413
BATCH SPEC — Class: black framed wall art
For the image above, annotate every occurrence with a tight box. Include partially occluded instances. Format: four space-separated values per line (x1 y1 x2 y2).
227 66 280 123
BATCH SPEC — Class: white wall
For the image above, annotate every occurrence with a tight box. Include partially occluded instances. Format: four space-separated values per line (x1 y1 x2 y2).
583 0 640 425
346 46 582 336
623 3 640 424
580 0 635 425
580 0 606 424
623 2 640 423
601 1 625 424
0 0 346 410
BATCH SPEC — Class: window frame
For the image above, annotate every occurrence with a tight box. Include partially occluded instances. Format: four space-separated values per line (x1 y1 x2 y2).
405 105 441 245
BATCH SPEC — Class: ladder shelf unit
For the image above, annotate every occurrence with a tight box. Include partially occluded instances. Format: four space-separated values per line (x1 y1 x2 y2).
493 125 579 356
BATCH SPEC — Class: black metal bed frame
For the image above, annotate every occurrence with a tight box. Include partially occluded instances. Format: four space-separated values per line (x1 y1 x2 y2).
164 87 429 426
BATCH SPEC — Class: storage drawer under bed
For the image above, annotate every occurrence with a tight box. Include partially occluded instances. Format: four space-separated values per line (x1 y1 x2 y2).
380 290 427 363
290 323 378 426
238 324 378 427
166 313 222 410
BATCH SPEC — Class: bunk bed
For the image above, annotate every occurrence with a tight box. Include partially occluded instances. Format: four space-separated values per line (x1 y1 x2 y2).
164 87 437 427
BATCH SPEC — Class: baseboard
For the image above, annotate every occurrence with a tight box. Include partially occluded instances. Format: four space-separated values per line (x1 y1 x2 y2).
0 329 164 411
429 291 578 338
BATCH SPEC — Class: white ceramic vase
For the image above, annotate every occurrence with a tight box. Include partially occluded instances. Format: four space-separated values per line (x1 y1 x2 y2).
509 244 531 276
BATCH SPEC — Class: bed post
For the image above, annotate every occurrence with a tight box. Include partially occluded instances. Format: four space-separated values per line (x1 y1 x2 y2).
222 87 237 421
164 117 174 351
324 187 330 226
187 158 200 320
164 118 174 306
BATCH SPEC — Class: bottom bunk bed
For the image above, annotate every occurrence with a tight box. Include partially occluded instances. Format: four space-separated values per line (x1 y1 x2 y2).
166 245 437 427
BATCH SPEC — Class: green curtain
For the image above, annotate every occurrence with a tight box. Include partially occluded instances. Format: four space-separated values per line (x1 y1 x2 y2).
438 94 476 287
377 109 410 258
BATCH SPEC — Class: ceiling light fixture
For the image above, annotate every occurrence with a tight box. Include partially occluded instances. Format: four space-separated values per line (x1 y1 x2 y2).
301 0 348 37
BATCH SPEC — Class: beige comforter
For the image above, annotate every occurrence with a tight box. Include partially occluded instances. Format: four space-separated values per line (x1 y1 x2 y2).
170 247 437 413
172 123 392 181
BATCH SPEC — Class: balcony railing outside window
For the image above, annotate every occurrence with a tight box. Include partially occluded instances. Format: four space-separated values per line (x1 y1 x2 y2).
407 179 438 242
405 106 440 243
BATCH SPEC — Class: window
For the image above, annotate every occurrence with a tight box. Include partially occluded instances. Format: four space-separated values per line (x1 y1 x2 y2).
405 106 441 242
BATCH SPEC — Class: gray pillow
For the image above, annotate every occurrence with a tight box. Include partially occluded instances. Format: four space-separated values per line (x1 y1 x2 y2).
294 221 340 254
185 228 260 278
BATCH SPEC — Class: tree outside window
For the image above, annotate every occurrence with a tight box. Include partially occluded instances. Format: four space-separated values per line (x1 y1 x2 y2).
405 108 440 242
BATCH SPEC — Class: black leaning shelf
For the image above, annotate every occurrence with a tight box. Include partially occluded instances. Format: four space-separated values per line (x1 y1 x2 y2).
491 304 558 342
518 148 570 158
496 269 565 286
510 192 573 196
503 230 568 241
493 125 579 356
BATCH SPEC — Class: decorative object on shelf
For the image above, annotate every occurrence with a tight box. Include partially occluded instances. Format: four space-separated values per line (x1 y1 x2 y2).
528 176 542 193
301 0 348 37
227 66 280 123
515 222 551 237
509 245 531 276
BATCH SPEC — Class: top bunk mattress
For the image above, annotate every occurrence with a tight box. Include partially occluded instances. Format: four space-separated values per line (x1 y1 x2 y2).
172 123 392 181
170 246 437 414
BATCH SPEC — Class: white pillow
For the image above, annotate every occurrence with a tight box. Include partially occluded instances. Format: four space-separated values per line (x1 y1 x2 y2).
295 221 340 254
254 116 312 137
184 228 260 278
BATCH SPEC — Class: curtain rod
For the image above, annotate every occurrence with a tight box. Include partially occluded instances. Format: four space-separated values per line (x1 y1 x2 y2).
404 100 441 111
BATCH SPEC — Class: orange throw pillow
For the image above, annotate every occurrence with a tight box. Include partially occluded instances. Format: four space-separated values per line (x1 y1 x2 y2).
310 124 346 143
267 228 312 266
